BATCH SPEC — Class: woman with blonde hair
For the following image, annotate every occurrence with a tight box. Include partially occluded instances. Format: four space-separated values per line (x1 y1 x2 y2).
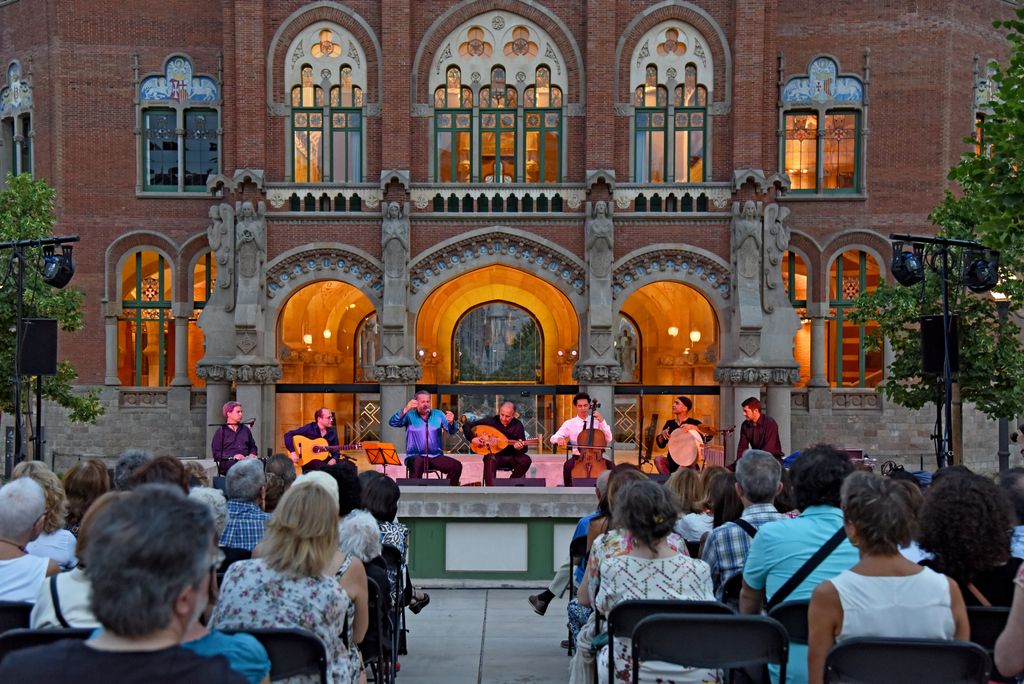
212 479 354 683
12 462 77 570
664 467 702 516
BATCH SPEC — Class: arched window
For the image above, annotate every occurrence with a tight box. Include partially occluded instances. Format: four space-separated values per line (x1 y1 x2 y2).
784 251 811 386
480 66 517 183
453 302 541 382
434 67 473 182
286 26 366 183
634 65 669 182
119 250 174 386
138 56 220 193
188 251 215 387
672 64 707 182
828 249 881 387
0 61 33 188
524 66 562 182
781 57 864 194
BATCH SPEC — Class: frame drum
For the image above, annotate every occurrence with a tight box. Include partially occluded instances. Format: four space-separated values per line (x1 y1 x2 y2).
667 427 704 467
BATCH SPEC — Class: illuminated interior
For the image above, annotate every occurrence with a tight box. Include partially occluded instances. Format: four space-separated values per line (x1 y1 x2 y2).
118 250 174 387
828 249 881 387
784 250 811 386
188 252 215 387
785 112 818 190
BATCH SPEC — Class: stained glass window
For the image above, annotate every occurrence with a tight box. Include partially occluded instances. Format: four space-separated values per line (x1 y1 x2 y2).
119 250 174 387
524 66 561 183
435 68 473 182
828 250 881 388
144 109 178 190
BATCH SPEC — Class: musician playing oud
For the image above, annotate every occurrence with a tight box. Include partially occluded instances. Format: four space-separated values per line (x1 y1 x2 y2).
653 396 709 475
389 390 462 485
463 401 532 486
284 407 339 472
551 392 614 486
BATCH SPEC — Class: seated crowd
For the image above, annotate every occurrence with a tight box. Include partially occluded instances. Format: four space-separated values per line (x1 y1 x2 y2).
0 448 426 683
554 447 1024 684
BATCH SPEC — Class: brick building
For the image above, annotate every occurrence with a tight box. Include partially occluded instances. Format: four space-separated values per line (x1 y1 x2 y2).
0 0 1014 470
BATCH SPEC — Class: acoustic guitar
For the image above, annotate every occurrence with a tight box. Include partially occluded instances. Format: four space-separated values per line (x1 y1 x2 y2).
292 435 361 473
468 424 540 456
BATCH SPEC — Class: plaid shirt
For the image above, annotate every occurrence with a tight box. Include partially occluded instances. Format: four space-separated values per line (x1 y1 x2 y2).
219 499 270 551
701 503 785 601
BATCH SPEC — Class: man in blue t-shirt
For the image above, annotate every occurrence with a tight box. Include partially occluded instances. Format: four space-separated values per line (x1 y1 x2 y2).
389 389 461 484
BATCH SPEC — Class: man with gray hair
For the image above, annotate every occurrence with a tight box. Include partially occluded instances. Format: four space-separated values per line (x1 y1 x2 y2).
219 458 269 552
702 449 785 604
0 478 58 602
0 485 246 683
113 448 153 490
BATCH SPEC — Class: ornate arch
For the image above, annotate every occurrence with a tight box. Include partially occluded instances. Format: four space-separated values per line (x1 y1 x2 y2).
611 244 731 320
407 228 585 309
785 230 820 303
104 231 180 304
614 1 732 112
264 244 383 306
412 0 585 105
822 229 890 288
266 2 382 107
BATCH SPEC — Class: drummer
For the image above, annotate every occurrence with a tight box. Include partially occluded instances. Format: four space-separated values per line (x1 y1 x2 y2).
654 396 711 475
463 401 532 486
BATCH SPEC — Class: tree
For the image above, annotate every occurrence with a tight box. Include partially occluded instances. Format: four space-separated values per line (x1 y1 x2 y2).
0 174 103 431
850 8 1024 452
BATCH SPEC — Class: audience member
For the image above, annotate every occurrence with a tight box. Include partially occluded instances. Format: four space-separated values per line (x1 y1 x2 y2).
702 449 785 603
919 472 1021 607
219 459 269 553
263 454 297 513
708 472 744 529
995 563 1024 678
189 486 229 539
183 460 212 488
674 465 727 544
774 468 799 516
664 467 703 515
890 478 929 563
363 474 430 614
807 472 968 684
998 467 1024 559
113 448 153 490
62 459 110 536
586 466 646 549
0 478 58 602
212 480 353 684
13 462 78 570
529 470 611 618
740 444 858 684
587 479 716 684
129 455 190 494
0 485 246 683
31 491 127 628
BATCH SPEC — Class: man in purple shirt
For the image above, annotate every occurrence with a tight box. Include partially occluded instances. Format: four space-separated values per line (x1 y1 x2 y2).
388 390 461 485
735 396 784 465
210 401 258 476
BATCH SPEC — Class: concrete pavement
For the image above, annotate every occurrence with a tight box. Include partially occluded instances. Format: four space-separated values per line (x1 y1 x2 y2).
397 589 571 684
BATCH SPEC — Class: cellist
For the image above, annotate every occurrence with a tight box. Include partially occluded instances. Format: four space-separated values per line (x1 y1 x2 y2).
551 392 614 486
463 401 532 486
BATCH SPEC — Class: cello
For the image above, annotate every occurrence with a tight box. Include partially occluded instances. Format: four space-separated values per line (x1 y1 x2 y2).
571 400 610 480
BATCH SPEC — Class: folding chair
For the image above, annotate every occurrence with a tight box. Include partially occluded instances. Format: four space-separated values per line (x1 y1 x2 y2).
0 602 32 635
824 637 991 684
767 599 810 645
966 606 1013 683
224 627 328 683
606 599 735 684
380 544 407 657
0 627 92 662
631 613 788 684
361 575 394 684
565 535 590 657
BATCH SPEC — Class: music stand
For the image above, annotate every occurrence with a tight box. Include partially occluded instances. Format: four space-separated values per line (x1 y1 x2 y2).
363 442 401 478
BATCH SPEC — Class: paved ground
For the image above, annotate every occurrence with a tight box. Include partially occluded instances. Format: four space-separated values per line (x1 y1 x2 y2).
397 589 571 684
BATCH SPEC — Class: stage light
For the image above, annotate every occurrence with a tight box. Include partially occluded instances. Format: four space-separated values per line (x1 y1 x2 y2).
891 243 924 287
964 249 1000 293
41 245 75 289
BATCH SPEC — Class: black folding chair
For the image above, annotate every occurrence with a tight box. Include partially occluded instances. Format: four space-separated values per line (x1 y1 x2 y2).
380 544 407 657
361 575 394 684
225 627 328 683
0 627 92 663
631 613 788 684
606 599 735 684
824 637 991 683
720 572 744 608
0 602 32 635
767 599 810 645
565 535 589 657
967 606 1013 683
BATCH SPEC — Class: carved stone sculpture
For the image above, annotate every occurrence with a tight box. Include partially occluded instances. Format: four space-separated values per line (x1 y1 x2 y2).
234 200 267 329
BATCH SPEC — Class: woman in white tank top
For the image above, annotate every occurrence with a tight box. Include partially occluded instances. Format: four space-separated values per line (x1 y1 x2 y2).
807 472 969 684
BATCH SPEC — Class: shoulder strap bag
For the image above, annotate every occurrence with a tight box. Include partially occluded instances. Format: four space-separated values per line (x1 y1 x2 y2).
765 526 847 612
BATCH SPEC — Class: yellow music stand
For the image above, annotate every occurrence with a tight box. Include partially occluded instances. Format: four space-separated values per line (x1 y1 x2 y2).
362 441 402 477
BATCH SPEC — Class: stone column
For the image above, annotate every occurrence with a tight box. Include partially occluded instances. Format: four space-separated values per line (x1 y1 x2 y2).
766 385 793 455
103 309 120 386
171 304 190 387
807 302 828 387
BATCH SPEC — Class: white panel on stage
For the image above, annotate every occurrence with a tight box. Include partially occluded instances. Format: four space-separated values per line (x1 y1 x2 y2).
445 522 529 571
552 523 575 572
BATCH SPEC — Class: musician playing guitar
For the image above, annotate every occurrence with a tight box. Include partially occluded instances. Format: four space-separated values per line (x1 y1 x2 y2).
654 396 709 475
551 393 613 486
463 401 533 486
284 407 339 472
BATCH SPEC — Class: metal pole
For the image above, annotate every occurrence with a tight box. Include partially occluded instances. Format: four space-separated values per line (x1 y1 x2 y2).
998 299 1010 473
35 374 43 463
12 248 24 473
940 245 953 469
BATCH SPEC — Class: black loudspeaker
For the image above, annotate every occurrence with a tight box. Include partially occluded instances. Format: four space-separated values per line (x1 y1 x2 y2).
19 318 58 376
501 478 547 487
920 315 958 375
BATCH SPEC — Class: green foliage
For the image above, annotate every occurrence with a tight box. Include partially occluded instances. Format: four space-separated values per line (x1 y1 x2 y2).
0 174 103 422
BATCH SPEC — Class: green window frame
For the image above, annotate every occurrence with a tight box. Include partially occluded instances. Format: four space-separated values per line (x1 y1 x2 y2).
120 251 173 387
524 109 561 183
634 108 668 183
292 108 324 183
673 108 705 182
330 109 362 183
184 109 218 191
143 108 178 190
784 111 818 192
823 109 858 193
18 113 31 176
829 250 881 388
480 110 516 183
435 110 473 183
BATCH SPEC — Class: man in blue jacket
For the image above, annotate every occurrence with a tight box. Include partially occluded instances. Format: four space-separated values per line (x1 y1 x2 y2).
389 390 461 485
